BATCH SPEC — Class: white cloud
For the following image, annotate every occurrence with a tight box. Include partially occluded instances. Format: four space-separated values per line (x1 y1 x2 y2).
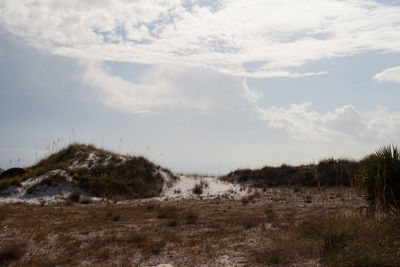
81 61 259 113
1 0 400 78
373 66 400 83
257 103 400 142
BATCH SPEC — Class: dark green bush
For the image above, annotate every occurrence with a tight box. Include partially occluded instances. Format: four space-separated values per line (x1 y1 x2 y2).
317 158 359 186
361 145 400 212
224 159 360 187
72 156 163 199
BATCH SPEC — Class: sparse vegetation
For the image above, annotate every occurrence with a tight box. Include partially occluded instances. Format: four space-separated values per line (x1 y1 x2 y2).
1 185 399 266
223 158 360 187
2 144 400 265
241 191 261 205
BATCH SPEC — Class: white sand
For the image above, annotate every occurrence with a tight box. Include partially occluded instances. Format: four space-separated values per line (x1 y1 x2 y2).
160 174 248 199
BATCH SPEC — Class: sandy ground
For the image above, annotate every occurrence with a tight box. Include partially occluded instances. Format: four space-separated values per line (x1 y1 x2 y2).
160 175 249 200
0 186 365 266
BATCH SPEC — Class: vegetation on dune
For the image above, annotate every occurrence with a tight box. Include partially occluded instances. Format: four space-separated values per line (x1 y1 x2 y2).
2 143 400 206
224 158 360 187
33 144 118 168
0 144 167 199
0 167 25 180
72 156 163 198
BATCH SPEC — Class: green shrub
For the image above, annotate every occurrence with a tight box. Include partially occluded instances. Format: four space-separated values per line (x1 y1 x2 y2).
72 156 163 199
361 145 400 212
224 159 360 187
192 183 203 195
317 158 360 187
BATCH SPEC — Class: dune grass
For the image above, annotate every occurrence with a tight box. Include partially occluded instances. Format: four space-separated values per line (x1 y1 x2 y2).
0 144 168 199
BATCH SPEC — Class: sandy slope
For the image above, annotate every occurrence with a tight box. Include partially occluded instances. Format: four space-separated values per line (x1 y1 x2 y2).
0 146 250 204
0 172 249 204
160 174 248 199
0 170 93 204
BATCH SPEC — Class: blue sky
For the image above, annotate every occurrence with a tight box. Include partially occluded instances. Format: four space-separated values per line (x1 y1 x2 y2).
1 0 400 174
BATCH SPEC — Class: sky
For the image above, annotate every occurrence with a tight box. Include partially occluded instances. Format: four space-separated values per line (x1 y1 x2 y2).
1 0 400 174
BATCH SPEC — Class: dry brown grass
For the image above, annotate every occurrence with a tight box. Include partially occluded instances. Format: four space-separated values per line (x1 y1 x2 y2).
0 240 26 265
0 186 382 266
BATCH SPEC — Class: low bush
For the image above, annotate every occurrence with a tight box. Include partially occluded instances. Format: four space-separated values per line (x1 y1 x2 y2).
68 191 81 203
26 187 35 194
73 156 164 199
192 183 203 195
224 159 361 187
0 168 25 180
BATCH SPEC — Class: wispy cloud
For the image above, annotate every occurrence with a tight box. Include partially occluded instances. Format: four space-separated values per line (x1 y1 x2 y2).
82 61 259 113
1 0 400 78
373 66 400 83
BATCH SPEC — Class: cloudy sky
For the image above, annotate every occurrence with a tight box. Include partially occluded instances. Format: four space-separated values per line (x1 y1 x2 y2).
1 0 400 174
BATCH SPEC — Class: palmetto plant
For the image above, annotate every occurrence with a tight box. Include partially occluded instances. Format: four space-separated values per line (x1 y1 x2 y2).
362 145 400 212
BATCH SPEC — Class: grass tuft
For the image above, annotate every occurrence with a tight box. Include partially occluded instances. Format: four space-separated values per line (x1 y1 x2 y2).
0 240 26 265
